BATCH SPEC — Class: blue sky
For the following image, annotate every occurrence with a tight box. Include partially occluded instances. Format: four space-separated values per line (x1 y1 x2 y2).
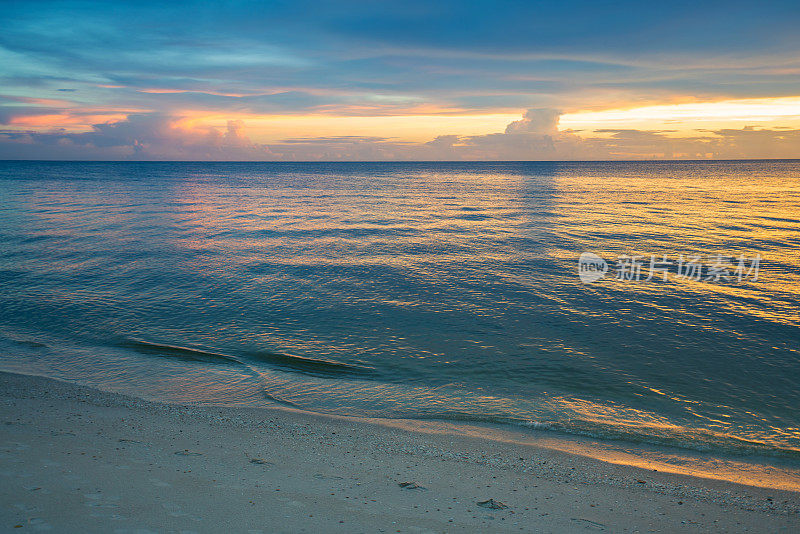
2 0 800 159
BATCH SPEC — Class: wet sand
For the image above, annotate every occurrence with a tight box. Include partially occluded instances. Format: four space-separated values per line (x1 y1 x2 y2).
1 371 798 532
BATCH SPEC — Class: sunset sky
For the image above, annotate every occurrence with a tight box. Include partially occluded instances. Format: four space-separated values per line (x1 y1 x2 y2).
2 0 800 160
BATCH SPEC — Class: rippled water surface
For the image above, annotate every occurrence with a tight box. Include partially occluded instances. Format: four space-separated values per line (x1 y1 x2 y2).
1 160 799 458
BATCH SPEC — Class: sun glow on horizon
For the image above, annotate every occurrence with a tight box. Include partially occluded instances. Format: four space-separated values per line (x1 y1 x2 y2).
181 96 800 143
177 112 522 143
6 96 800 147
561 96 800 134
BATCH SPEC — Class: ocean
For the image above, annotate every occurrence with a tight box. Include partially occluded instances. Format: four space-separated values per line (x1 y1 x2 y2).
1 160 798 466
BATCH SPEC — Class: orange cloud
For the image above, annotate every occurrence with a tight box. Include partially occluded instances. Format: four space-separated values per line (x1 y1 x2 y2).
8 113 131 129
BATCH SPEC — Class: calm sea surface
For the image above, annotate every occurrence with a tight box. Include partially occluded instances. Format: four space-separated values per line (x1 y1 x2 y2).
1 161 799 460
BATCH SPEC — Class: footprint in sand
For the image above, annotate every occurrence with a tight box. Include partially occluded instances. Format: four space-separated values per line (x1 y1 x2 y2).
477 499 508 509
571 517 607 531
174 450 203 456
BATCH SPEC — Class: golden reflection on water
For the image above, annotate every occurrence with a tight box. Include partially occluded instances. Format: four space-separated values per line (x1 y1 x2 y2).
7 162 800 480
155 166 800 454
548 170 800 328
169 171 533 271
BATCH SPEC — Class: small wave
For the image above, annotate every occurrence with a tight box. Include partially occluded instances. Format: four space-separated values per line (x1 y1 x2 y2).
759 216 800 223
522 421 554 430
121 338 375 379
6 338 48 349
248 351 376 378
122 339 242 365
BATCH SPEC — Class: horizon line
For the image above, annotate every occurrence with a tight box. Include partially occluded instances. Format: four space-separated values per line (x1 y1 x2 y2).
2 158 800 164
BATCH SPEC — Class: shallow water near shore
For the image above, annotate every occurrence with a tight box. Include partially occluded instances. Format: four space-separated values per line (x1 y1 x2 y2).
1 160 799 480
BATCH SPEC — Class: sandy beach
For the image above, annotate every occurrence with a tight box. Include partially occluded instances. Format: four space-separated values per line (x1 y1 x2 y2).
1 371 798 533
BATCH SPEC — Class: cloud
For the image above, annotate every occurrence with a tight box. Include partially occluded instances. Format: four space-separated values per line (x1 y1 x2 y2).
5 2 800 163
253 109 800 160
0 113 272 160
3 1 800 121
2 108 800 160
504 108 560 135
702 126 800 159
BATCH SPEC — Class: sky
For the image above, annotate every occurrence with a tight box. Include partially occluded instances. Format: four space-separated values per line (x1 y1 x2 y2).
2 0 800 160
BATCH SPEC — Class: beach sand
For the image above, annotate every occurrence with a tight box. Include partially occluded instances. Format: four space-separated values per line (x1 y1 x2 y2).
1 371 798 533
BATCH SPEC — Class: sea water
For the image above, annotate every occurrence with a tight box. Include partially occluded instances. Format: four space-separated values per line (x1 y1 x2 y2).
1 160 798 465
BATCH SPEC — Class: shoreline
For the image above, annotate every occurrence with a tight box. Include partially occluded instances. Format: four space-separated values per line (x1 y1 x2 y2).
1 370 798 532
